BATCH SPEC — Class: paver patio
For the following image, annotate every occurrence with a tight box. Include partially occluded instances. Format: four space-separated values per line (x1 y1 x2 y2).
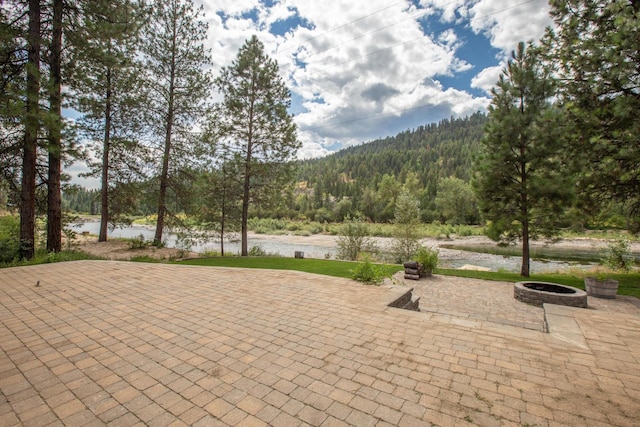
1 260 639 426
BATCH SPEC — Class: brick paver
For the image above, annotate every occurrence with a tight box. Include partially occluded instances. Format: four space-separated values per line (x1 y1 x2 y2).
1 260 639 426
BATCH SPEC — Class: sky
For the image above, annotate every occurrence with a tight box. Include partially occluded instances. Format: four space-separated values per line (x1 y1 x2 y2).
199 0 553 158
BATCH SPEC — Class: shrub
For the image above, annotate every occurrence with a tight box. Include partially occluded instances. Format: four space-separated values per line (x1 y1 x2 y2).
351 254 386 285
0 215 20 263
314 208 334 224
248 245 267 256
128 234 150 250
602 237 634 272
336 215 377 261
248 218 287 233
415 246 439 274
247 245 282 257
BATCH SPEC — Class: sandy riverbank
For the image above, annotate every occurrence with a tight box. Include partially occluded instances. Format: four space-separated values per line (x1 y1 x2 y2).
70 230 638 266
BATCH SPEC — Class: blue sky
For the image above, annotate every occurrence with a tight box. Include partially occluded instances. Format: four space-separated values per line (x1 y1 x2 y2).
201 0 553 158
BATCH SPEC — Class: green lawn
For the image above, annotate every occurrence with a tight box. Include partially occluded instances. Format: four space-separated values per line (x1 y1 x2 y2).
437 268 640 298
176 256 640 299
178 256 403 279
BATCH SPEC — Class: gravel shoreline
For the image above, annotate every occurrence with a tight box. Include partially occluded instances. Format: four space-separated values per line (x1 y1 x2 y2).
73 231 638 272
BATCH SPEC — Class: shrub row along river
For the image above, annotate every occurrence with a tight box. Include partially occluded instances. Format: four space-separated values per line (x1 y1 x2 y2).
70 221 597 274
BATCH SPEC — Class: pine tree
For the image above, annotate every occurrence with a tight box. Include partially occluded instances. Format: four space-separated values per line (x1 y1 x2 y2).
213 35 299 256
546 0 640 231
69 0 148 242
474 42 572 277
2 1 83 255
142 0 211 246
46 0 63 252
19 0 41 260
0 4 26 208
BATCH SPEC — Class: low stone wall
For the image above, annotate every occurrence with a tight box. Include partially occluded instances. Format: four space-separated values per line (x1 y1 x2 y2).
388 288 420 312
514 281 587 308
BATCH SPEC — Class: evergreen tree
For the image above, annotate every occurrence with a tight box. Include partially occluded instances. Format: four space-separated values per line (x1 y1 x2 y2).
193 158 243 256
70 0 148 242
45 0 63 252
213 35 299 256
474 42 571 277
19 0 41 260
142 0 211 246
0 4 25 209
546 0 640 231
2 1 83 255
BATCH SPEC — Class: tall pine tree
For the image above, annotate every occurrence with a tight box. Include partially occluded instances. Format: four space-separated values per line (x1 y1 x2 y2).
546 0 640 231
142 0 211 246
0 4 26 208
213 36 299 256
45 0 63 252
19 0 41 260
69 0 148 242
474 42 571 277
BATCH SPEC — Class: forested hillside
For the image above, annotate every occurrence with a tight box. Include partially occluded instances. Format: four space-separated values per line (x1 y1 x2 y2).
294 113 486 222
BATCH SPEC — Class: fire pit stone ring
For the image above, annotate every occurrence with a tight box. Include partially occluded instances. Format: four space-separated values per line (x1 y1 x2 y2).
514 281 587 308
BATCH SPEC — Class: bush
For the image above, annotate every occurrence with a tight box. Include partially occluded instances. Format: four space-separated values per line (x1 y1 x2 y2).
128 234 150 250
248 218 287 233
314 207 334 224
248 245 267 256
0 215 20 263
602 237 634 272
415 246 439 273
351 254 386 285
336 215 377 261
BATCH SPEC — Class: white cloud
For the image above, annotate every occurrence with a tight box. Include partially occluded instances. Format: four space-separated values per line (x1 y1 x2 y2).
467 0 552 52
426 0 552 97
471 65 503 95
197 0 551 158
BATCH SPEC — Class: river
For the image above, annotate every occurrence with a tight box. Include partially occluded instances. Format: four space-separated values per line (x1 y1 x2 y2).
69 221 595 273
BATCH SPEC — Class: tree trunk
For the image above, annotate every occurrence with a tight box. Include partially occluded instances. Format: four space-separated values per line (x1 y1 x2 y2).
520 142 530 277
46 0 63 252
154 121 172 246
241 147 252 256
19 0 41 260
521 218 530 277
241 84 256 257
220 188 225 256
99 67 112 242
154 28 177 246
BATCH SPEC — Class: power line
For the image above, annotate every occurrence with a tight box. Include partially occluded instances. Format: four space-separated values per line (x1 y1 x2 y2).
305 7 432 59
276 0 408 54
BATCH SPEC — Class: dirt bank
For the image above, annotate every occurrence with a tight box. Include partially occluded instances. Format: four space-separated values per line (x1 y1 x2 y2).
70 234 197 260
71 231 638 263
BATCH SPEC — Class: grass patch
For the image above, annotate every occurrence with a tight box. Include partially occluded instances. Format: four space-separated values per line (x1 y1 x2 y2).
440 243 640 264
436 268 640 298
178 257 640 298
0 250 100 268
178 256 403 280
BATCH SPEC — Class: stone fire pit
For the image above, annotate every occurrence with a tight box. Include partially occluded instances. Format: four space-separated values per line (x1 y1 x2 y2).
514 281 587 308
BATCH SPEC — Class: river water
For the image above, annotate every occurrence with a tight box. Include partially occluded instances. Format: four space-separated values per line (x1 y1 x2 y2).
70 221 594 274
